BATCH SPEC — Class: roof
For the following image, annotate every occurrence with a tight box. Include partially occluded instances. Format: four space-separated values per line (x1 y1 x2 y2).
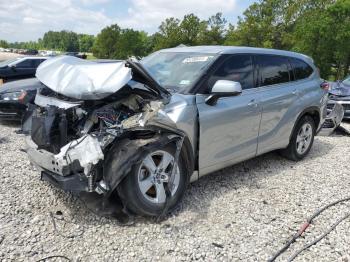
159 45 314 64
20 56 49 59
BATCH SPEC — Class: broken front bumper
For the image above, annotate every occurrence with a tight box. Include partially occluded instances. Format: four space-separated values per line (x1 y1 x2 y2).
26 135 104 192
41 171 88 193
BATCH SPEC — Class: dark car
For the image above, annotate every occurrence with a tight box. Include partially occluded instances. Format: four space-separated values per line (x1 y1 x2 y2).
64 52 87 59
0 56 48 84
24 49 39 55
0 78 42 120
328 75 350 119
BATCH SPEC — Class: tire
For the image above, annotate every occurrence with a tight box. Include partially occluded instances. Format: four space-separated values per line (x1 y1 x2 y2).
117 144 188 217
281 115 316 161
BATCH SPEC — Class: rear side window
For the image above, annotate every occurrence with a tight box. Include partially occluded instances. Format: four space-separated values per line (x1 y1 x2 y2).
32 59 44 67
208 54 254 90
290 58 313 80
256 55 290 86
16 59 34 68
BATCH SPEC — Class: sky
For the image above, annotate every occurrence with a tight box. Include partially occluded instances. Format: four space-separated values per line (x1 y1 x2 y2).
0 0 257 42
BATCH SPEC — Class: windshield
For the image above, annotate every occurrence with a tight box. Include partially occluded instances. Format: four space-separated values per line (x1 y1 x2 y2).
141 52 217 92
343 76 350 86
0 58 21 67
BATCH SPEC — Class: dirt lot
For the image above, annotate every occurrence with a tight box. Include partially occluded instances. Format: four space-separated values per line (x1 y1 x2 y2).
0 122 350 261
0 52 23 61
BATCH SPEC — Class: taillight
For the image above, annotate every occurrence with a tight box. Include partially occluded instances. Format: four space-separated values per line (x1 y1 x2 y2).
320 82 330 91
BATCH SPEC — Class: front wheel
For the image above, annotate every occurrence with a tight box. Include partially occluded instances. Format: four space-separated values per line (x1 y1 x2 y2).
117 145 187 217
281 115 315 161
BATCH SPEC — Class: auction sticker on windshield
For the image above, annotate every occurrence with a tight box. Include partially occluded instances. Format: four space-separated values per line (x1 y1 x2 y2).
180 80 191 85
182 56 214 63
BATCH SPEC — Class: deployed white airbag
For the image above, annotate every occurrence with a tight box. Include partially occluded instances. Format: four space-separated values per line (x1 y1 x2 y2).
36 56 132 100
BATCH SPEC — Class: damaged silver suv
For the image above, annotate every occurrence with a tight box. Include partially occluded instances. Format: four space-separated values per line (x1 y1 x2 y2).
24 46 327 217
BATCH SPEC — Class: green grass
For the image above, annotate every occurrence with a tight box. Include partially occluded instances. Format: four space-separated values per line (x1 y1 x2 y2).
86 53 96 60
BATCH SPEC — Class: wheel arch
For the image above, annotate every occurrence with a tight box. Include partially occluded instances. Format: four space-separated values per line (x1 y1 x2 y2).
289 106 320 141
103 129 194 197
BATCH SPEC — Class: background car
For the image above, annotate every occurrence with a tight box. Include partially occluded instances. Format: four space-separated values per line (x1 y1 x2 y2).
0 78 41 121
328 75 350 119
0 56 48 84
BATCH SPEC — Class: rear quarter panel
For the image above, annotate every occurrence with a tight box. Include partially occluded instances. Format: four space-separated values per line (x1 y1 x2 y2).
257 76 326 155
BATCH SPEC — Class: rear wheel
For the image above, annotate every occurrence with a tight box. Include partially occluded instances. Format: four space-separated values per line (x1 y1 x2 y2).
281 115 315 161
117 145 187 217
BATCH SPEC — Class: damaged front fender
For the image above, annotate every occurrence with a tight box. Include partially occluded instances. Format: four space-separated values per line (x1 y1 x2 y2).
103 133 187 197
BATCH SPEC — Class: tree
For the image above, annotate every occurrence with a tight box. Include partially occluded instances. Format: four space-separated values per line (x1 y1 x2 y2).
92 24 121 58
115 29 149 59
78 34 95 53
224 1 289 48
204 13 227 45
92 24 150 59
153 18 183 50
224 0 344 78
0 40 9 48
292 0 350 78
42 30 79 51
180 14 207 45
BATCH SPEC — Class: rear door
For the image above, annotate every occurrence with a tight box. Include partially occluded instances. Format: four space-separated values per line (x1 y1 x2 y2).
196 54 262 176
255 54 300 154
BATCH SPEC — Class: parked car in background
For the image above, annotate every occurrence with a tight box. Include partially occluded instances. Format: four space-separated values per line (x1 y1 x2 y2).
0 78 41 121
24 49 39 55
0 56 48 84
23 46 328 217
328 75 350 119
64 52 87 59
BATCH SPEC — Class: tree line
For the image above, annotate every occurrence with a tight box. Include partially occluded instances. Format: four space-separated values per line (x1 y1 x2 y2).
0 32 95 53
0 0 349 79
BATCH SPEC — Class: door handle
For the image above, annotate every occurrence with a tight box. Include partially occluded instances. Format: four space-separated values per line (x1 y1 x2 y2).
248 100 258 107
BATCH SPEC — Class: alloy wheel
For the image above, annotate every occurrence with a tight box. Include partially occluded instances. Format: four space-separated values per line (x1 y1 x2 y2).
296 123 313 155
137 150 180 204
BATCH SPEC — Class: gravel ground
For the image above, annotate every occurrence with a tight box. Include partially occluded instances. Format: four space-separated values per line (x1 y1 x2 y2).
0 122 350 261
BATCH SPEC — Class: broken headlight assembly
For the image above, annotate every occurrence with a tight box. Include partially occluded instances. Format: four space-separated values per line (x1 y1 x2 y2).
0 91 26 101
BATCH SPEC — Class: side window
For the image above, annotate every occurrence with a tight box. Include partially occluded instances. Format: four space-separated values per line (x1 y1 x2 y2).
208 54 254 90
16 59 34 68
256 55 290 87
33 59 45 68
290 58 313 80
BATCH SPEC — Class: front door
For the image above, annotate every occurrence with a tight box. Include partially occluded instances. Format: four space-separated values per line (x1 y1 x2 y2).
196 54 262 176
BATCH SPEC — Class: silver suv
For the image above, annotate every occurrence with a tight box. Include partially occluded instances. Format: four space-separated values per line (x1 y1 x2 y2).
24 46 327 217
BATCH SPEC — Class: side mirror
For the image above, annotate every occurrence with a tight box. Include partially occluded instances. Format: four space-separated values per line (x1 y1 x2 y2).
10 65 16 71
205 80 242 106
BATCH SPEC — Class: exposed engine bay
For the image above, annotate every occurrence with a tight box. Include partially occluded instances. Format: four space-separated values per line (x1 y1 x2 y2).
25 86 173 194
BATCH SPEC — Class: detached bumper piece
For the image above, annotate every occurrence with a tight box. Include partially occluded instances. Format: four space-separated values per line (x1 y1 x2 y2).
319 102 344 136
26 134 104 193
41 171 88 193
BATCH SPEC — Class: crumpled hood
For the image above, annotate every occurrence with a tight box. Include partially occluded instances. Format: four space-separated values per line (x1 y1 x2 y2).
0 78 42 93
36 56 132 100
329 81 350 97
